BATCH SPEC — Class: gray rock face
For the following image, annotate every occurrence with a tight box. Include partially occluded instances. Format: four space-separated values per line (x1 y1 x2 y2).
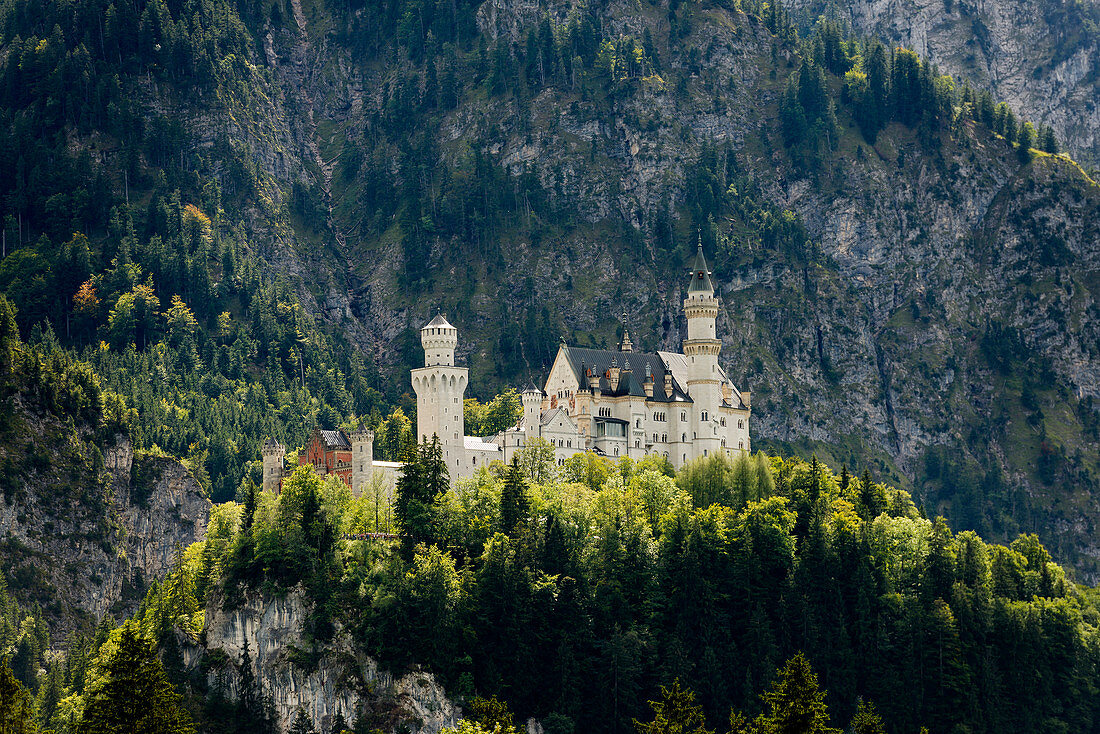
196 588 460 734
0 423 210 635
785 0 1100 169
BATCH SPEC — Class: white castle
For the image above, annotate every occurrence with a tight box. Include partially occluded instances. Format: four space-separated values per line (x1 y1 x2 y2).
415 244 751 477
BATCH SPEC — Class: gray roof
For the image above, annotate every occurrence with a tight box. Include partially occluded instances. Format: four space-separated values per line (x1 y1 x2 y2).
558 346 691 403
425 313 453 328
317 429 351 450
687 244 714 294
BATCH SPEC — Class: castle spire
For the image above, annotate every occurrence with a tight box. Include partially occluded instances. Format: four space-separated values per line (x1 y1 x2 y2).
619 311 634 353
687 236 714 294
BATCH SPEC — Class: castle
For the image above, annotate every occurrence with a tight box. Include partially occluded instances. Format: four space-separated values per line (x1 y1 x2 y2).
260 427 402 494
414 243 750 476
262 244 750 487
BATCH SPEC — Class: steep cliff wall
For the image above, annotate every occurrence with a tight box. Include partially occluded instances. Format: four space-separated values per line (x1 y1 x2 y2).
785 0 1100 169
196 588 460 734
0 395 210 635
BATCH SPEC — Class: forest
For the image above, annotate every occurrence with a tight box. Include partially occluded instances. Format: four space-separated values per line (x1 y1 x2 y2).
3 417 1098 733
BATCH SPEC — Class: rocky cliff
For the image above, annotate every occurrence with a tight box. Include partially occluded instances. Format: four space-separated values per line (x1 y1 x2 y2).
0 394 210 636
194 588 460 734
785 0 1100 170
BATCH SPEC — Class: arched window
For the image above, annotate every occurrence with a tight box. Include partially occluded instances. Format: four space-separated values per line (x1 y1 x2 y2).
680 412 687 421
681 433 686 442
614 447 620 456
738 420 744 429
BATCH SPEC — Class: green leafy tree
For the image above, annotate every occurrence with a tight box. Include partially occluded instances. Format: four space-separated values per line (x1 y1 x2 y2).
76 621 194 734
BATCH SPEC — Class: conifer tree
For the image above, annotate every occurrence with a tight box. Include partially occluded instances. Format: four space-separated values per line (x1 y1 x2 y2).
0 655 38 734
77 621 194 734
500 457 530 535
633 678 713 734
753 653 840 734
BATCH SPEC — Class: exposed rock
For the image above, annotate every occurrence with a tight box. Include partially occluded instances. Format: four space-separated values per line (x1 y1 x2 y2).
0 400 210 637
196 588 461 734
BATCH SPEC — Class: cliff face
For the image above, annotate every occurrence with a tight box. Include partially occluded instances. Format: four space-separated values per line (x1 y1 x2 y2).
195 588 460 734
0 396 210 635
785 0 1100 169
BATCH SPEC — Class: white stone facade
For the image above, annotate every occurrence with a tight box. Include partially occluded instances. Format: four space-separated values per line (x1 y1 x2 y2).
490 245 750 471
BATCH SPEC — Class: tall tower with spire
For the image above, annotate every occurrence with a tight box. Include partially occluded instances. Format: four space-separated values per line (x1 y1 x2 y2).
411 313 468 477
683 241 722 461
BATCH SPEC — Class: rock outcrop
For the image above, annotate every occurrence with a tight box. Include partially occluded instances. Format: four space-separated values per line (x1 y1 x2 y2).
195 588 460 734
0 397 210 635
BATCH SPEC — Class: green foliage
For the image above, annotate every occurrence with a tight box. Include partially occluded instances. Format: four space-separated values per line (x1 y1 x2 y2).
499 459 530 535
0 653 39 734
76 620 194 734
465 389 522 438
633 678 713 734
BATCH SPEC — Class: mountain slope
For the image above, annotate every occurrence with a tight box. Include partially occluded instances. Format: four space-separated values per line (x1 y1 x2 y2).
1 0 1099 578
784 0 1100 169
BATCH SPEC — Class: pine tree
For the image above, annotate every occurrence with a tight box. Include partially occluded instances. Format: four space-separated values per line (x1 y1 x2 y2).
500 457 530 534
753 653 840 734
0 655 38 734
849 699 886 734
77 621 194 734
633 678 713 734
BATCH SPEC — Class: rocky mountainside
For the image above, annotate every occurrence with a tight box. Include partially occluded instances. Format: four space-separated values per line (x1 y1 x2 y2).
0 396 210 635
1 0 1098 579
784 0 1100 170
247 0 1100 575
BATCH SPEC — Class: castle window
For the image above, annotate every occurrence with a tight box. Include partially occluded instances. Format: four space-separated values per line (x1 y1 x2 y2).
720 418 726 427
739 441 744 450
701 411 708 422
635 440 640 448
704 449 708 457
653 433 658 443
636 419 641 428
682 433 686 442
738 420 744 429
662 433 667 442
680 412 687 421
614 447 620 456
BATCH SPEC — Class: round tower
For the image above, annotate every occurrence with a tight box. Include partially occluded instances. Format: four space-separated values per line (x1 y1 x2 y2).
421 312 458 367
522 385 543 443
411 313 469 478
261 438 286 493
349 425 374 494
682 242 722 461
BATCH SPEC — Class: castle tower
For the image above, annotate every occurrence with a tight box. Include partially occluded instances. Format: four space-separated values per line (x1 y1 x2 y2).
522 385 543 442
349 424 374 495
261 438 285 493
411 313 468 478
682 242 722 461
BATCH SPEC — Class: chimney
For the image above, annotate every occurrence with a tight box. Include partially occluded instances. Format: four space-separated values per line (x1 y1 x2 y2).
664 372 674 398
608 357 620 393
644 362 654 398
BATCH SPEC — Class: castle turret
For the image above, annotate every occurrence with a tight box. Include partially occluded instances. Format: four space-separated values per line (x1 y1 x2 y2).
411 313 468 478
521 384 543 442
683 242 722 460
261 438 285 493
349 424 374 494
